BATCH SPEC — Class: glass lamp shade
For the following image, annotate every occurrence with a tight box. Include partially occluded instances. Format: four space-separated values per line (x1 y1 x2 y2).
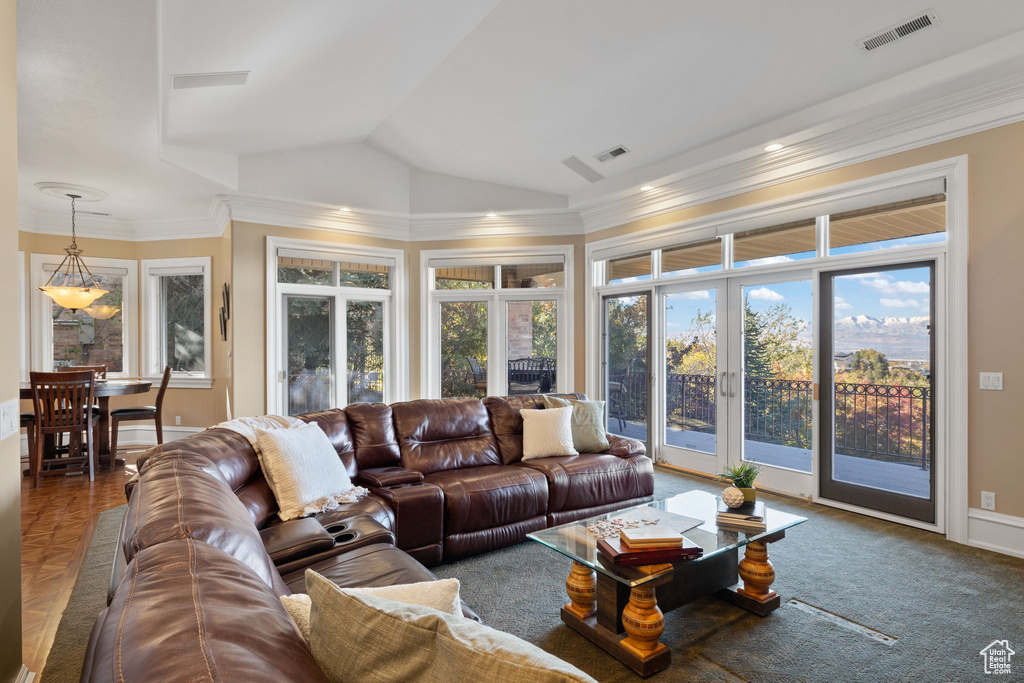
38 285 108 311
84 304 120 320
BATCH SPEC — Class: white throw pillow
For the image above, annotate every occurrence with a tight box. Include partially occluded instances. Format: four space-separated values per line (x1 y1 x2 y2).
521 406 578 461
282 577 463 644
255 422 367 521
305 570 597 683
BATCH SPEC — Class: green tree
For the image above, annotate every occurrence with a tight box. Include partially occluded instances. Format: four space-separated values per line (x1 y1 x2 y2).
850 349 889 383
531 301 557 359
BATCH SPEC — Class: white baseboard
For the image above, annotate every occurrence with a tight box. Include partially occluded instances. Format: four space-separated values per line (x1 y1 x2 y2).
19 424 202 456
966 508 1024 559
16 665 35 683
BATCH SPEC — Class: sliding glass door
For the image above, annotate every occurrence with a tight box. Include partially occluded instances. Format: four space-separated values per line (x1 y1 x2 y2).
819 262 936 523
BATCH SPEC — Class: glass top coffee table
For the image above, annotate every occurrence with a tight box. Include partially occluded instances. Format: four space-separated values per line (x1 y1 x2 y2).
527 490 807 677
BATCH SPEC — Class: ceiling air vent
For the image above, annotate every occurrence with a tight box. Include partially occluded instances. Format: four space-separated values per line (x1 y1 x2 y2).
562 156 605 183
172 71 250 89
858 10 939 52
595 145 630 163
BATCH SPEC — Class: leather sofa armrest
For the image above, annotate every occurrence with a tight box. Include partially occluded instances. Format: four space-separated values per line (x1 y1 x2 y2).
606 433 647 458
260 518 336 565
368 482 444 553
357 466 424 488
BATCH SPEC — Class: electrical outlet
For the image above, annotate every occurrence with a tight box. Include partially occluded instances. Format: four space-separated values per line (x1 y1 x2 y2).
981 491 996 511
175 416 181 426
0 399 17 440
980 372 1004 390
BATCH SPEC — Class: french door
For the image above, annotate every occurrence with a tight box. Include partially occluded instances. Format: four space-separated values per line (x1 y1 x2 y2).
819 262 936 523
659 272 815 498
603 293 651 446
281 293 388 415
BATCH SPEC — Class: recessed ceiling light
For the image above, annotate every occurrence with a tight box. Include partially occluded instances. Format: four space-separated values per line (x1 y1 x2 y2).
764 143 784 152
640 185 654 191
486 212 497 217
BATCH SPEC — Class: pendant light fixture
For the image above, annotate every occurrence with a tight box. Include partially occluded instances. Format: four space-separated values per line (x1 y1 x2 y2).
37 193 109 311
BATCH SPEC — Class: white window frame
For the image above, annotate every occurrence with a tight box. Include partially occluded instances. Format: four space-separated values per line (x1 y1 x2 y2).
141 257 213 388
30 253 139 378
266 236 407 415
586 155 968 545
421 245 574 399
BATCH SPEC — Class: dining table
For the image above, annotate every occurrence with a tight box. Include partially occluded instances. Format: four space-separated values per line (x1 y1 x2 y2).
21 378 153 467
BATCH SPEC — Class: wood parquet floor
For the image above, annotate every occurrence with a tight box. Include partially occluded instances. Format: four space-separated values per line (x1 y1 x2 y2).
20 453 138 676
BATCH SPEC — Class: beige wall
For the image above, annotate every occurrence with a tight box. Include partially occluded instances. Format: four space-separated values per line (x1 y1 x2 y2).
587 120 1024 518
19 231 232 427
1 2 20 678
230 221 586 417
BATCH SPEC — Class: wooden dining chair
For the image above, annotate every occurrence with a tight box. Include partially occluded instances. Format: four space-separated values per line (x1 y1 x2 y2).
110 366 171 458
30 370 99 488
56 364 108 378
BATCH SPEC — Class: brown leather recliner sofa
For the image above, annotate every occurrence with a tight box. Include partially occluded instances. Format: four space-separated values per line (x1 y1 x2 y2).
83 394 652 681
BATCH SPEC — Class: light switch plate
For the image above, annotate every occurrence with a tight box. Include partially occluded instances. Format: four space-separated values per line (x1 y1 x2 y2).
980 372 1004 391
0 398 18 440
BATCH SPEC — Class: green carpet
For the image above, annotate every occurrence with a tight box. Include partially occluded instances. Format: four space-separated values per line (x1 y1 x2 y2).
41 504 126 683
44 469 1024 681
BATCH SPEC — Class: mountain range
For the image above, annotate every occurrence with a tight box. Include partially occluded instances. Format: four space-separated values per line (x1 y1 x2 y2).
834 315 930 360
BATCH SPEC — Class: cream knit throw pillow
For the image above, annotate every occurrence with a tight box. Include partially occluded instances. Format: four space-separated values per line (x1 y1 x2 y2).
521 406 578 460
254 422 367 521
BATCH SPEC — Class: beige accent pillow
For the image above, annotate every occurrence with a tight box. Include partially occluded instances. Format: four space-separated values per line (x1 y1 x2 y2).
541 396 610 453
282 577 462 644
305 570 596 683
521 406 578 460
254 422 367 521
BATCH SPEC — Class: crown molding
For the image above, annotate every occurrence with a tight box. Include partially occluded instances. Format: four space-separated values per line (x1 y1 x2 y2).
133 196 231 241
224 193 410 241
18 205 134 241
576 69 1024 233
410 211 583 241
224 193 583 242
19 196 231 242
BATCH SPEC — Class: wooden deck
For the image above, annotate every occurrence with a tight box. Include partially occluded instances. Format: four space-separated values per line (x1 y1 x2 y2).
611 422 930 498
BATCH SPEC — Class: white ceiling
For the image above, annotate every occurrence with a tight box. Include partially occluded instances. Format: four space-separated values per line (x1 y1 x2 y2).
16 0 1024 233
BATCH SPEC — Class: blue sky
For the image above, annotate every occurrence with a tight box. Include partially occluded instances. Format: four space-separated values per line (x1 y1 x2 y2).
663 266 931 342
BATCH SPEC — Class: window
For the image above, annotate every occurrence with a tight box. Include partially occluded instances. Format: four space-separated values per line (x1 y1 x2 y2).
732 219 817 268
424 248 572 399
828 194 946 255
268 238 405 415
142 257 212 387
606 253 652 285
31 254 138 378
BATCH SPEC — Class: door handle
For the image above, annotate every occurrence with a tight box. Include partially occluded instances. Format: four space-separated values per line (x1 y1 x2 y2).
729 372 737 398
719 372 727 396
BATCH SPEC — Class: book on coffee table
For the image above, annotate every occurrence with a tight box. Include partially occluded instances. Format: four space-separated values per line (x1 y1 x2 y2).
620 526 684 548
716 499 765 521
597 536 703 566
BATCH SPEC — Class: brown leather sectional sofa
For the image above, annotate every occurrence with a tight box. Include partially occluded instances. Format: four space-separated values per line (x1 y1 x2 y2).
82 394 652 681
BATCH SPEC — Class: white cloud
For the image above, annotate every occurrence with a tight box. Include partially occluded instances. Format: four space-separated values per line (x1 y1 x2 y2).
834 297 853 310
880 298 921 308
747 287 784 301
743 255 793 267
863 277 929 296
672 290 710 300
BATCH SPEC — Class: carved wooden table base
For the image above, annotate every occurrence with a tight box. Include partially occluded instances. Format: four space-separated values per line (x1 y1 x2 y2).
558 534 786 677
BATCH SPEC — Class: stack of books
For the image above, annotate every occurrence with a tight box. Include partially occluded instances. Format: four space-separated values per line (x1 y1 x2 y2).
596 525 703 566
716 499 767 532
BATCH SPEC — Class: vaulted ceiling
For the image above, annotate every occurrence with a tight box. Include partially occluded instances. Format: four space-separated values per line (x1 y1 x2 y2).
16 1 1024 236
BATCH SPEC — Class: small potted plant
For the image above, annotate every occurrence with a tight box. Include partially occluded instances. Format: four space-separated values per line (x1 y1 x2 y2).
718 462 761 502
